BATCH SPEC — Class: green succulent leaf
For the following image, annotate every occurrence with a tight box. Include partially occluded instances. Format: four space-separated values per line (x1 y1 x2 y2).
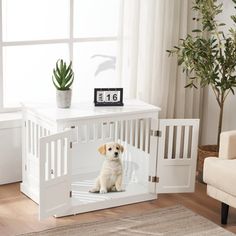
52 59 74 90
65 76 74 90
52 76 61 90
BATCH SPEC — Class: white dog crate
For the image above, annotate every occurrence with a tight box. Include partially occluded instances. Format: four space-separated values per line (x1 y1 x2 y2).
20 100 199 219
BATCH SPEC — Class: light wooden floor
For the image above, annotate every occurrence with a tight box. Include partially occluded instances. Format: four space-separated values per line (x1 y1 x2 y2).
0 182 235 236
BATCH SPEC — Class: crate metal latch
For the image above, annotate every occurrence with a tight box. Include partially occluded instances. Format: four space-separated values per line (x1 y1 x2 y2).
150 130 162 137
148 176 159 183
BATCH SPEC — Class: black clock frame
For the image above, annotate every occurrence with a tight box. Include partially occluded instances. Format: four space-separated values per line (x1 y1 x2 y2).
94 88 124 106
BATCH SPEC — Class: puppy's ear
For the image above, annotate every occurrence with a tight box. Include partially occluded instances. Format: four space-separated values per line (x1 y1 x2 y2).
98 144 106 155
119 144 124 153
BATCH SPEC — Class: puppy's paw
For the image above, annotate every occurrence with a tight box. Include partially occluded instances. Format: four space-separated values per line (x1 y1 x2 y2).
100 189 107 194
111 186 117 192
89 188 99 193
115 185 125 192
116 188 125 192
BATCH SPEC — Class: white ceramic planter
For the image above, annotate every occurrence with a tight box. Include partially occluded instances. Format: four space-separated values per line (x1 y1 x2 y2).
56 89 72 108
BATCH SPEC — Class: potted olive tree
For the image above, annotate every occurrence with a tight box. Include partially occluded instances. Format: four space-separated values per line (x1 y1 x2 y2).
52 59 74 108
167 0 236 181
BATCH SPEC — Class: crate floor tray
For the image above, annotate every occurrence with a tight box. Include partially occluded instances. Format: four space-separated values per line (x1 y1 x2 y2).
72 175 150 203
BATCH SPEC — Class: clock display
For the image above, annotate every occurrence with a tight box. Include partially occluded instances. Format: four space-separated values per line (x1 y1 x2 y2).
94 88 123 106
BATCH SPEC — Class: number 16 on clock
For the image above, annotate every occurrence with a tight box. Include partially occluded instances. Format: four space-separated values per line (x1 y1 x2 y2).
94 88 124 106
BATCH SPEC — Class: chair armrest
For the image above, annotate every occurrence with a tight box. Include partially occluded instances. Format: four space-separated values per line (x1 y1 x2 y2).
219 130 236 160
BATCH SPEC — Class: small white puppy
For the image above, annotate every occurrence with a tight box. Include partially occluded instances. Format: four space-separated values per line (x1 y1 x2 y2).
89 142 124 194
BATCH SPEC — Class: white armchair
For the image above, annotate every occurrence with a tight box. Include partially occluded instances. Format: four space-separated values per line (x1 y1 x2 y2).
203 130 236 224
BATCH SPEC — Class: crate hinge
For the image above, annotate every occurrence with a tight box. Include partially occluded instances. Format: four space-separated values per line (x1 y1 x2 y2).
148 176 159 183
157 130 162 137
150 130 162 137
69 190 72 198
70 142 73 149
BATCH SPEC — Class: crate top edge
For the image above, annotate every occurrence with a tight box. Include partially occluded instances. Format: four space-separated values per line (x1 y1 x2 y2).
22 99 161 123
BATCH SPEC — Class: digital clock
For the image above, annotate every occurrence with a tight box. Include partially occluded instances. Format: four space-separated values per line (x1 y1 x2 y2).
94 88 124 106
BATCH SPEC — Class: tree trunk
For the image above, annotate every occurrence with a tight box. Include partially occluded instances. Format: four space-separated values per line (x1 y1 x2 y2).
217 102 224 148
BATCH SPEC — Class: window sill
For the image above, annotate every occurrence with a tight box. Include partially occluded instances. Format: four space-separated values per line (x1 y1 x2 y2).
0 112 22 129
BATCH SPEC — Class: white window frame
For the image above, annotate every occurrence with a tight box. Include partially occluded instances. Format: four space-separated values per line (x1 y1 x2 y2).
0 0 122 112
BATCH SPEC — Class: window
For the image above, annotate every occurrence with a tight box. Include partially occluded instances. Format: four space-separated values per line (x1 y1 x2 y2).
0 0 121 108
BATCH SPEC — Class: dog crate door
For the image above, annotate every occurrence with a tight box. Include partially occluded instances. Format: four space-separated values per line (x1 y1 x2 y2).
156 119 199 193
39 129 77 220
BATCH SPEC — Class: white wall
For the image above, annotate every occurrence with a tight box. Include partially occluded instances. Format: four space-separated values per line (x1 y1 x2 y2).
0 113 22 184
201 0 236 145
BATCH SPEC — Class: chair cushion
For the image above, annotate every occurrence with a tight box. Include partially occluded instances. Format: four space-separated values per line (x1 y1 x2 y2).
203 157 236 197
207 185 236 208
219 130 236 159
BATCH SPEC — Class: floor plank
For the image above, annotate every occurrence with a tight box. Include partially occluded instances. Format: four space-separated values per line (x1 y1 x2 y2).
0 182 235 236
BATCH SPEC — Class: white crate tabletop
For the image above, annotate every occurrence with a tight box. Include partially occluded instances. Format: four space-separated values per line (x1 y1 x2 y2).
22 100 160 122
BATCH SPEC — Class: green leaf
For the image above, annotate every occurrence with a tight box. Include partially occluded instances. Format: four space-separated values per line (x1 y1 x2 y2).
174 46 180 50
60 59 64 72
52 76 60 90
192 29 202 33
52 59 74 89
65 76 74 89
231 15 236 23
53 69 62 85
230 88 235 95
56 60 62 77
64 75 73 87
178 58 184 65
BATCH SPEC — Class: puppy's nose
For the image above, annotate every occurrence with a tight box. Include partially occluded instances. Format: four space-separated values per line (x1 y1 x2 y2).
114 152 119 156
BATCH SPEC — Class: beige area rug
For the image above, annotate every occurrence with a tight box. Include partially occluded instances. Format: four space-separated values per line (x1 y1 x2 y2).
20 205 234 236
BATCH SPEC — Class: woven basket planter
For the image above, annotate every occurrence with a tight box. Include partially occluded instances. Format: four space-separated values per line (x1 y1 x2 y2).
197 145 219 183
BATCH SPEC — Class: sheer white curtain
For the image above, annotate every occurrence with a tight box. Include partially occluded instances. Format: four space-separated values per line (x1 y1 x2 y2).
118 0 203 119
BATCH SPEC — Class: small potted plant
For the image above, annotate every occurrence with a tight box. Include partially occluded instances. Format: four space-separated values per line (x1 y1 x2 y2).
52 59 74 108
167 0 236 181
